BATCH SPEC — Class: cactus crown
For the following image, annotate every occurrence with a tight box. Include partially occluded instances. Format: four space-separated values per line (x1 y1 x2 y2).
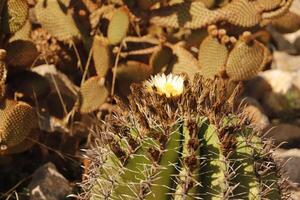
81 74 289 200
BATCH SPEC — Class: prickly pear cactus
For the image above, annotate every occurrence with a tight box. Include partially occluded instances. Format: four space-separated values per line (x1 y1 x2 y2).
149 0 293 29
1 0 29 34
0 50 7 99
34 0 81 42
79 76 109 113
198 27 270 81
81 74 289 200
107 7 130 45
0 99 37 154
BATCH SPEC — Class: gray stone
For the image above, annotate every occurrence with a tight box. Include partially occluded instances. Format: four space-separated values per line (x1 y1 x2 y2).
295 37 300 53
28 162 72 200
264 123 300 147
268 27 297 54
290 0 300 15
275 149 300 185
258 70 300 117
272 52 300 71
244 76 272 100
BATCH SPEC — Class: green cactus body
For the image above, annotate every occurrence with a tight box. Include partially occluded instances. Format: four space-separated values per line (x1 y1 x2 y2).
111 138 156 199
232 133 260 199
90 151 122 200
252 135 281 200
174 119 202 199
85 75 288 200
199 120 227 200
145 126 182 200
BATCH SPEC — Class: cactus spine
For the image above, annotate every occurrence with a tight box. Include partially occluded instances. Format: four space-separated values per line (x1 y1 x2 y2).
83 74 288 200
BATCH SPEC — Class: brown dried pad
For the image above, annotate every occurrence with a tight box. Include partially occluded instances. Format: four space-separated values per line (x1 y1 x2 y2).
0 99 37 150
6 40 39 69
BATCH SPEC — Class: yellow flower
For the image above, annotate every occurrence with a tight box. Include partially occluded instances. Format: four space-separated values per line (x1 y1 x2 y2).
145 74 184 97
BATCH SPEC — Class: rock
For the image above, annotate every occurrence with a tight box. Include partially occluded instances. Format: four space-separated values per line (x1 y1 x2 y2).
258 70 300 117
272 52 300 71
283 29 300 44
268 27 297 54
295 36 300 53
294 71 300 89
244 76 272 100
28 162 72 200
290 0 300 15
259 70 294 94
264 123 300 147
275 149 300 184
281 0 300 45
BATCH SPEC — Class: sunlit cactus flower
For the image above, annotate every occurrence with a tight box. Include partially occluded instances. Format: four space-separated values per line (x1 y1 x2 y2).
145 73 184 97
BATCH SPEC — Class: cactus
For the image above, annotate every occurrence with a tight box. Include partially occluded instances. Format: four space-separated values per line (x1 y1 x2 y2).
79 76 109 113
0 129 38 155
82 74 289 200
107 7 130 45
164 25 270 81
198 26 229 78
92 35 111 77
225 32 270 81
170 44 199 79
0 50 7 99
150 0 293 29
9 19 31 42
1 0 29 34
34 0 81 42
0 99 37 153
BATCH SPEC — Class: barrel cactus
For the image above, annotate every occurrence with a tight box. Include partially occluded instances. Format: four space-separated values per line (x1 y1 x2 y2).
81 73 289 200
